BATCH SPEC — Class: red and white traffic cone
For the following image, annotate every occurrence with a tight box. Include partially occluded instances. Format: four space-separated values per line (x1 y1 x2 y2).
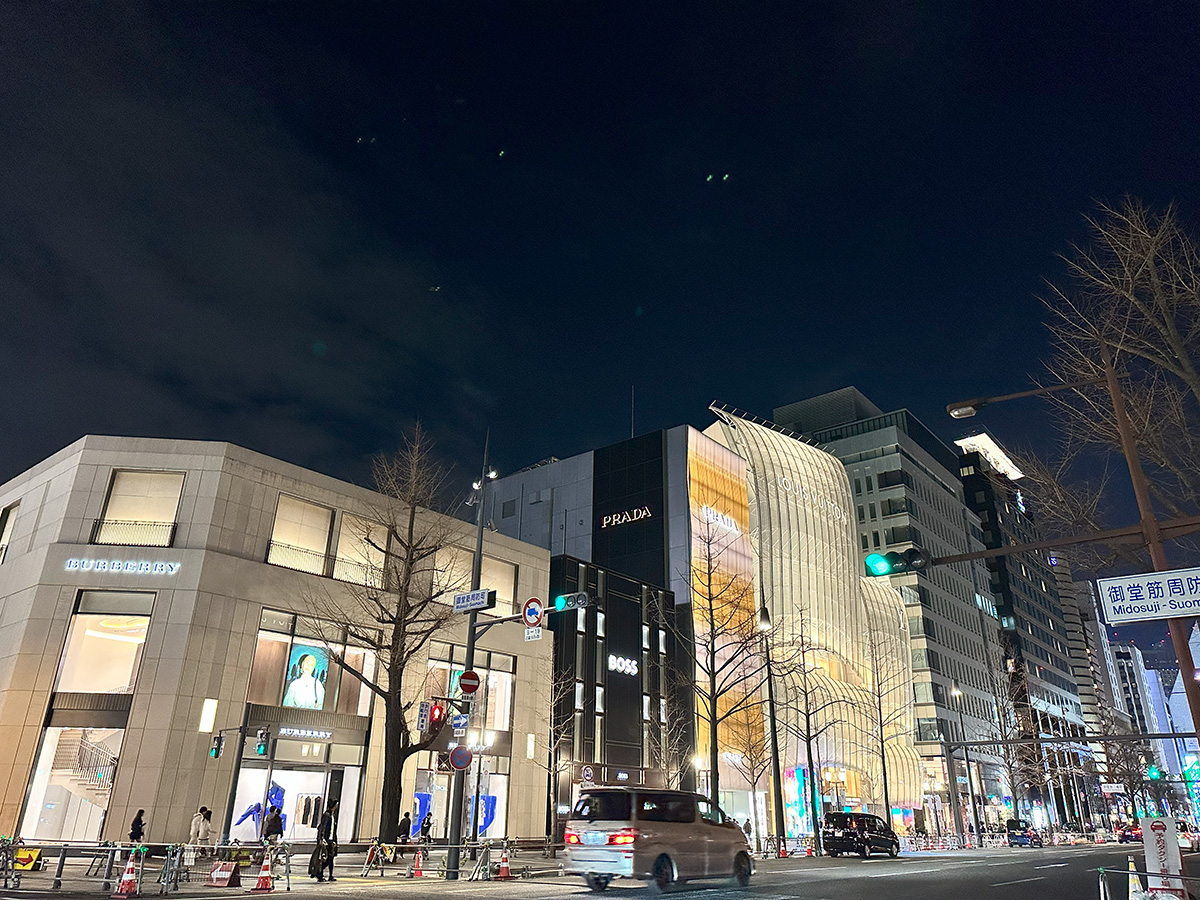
412 848 423 878
805 845 813 857
495 849 515 880
246 854 273 893
111 853 140 897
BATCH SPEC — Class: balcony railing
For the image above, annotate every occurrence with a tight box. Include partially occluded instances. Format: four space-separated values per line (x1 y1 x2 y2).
91 518 177 547
266 540 329 575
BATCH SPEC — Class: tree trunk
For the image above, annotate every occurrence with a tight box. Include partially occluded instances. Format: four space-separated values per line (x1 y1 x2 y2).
377 697 405 842
805 725 821 854
708 695 721 804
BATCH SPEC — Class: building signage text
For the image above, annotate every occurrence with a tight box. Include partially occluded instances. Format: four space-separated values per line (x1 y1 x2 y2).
701 505 740 534
769 475 847 523
278 728 332 740
1097 565 1200 624
66 558 181 575
607 654 639 676
601 506 652 529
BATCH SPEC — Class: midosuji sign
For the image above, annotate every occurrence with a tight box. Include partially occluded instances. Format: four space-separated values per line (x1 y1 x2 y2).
1096 566 1200 624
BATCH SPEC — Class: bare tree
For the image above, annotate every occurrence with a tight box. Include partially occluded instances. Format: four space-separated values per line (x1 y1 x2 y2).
852 608 914 817
646 670 697 791
526 673 578 840
776 607 851 855
722 705 771 850
660 508 768 804
981 654 1042 816
1018 199 1200 572
307 425 470 841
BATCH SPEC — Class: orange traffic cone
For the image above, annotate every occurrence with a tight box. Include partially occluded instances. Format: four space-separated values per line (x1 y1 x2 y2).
111 853 139 897
496 849 515 881
806 845 813 857
412 848 423 878
246 853 273 893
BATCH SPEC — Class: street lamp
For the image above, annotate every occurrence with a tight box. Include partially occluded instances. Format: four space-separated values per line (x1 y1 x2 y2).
758 602 788 857
951 682 984 841
446 432 499 880
947 345 1200 741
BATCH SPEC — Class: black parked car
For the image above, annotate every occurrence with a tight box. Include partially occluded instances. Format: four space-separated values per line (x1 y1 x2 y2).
822 813 900 859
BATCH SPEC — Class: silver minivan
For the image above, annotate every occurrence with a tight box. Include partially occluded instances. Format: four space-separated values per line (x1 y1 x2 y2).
564 788 754 892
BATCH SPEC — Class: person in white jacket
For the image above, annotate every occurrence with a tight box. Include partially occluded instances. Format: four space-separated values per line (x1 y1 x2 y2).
189 806 208 844
198 810 214 846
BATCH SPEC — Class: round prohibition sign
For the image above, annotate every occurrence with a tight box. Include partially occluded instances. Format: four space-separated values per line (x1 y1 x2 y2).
459 670 481 694
522 597 545 628
449 746 473 771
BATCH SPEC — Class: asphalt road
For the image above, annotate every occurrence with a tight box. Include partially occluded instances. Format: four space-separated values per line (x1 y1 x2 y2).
2 843 1159 900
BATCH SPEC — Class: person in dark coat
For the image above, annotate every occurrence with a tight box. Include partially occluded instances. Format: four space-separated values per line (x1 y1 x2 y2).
315 800 338 881
130 810 146 843
398 813 412 857
263 806 284 843
420 812 433 842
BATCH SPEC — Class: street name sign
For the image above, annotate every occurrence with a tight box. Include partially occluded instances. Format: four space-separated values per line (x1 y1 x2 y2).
416 700 431 732
1096 566 1200 624
453 589 497 614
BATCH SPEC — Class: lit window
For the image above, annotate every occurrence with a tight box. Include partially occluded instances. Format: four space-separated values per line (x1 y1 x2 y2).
268 495 333 574
55 591 154 694
575 681 584 711
596 686 605 713
0 502 17 563
93 471 184 546
597 612 606 638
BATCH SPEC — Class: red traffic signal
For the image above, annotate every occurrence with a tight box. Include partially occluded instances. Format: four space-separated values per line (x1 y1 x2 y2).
430 704 445 726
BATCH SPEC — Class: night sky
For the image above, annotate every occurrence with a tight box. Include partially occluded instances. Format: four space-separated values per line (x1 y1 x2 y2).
3 1 1197 512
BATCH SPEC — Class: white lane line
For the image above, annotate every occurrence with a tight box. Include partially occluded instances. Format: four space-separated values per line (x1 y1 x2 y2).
992 876 1046 886
867 866 942 877
1034 863 1069 869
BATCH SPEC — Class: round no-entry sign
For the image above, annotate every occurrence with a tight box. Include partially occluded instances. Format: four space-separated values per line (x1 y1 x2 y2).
449 746 473 771
459 670 481 694
523 597 544 628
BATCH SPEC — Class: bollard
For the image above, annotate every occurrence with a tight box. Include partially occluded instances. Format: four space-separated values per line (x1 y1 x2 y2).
54 844 68 890
103 847 118 892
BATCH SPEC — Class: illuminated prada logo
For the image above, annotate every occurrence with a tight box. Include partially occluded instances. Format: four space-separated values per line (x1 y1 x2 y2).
701 505 740 534
601 506 652 528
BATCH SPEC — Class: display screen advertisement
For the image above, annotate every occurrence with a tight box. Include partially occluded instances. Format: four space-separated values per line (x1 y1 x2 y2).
782 766 813 838
282 644 329 710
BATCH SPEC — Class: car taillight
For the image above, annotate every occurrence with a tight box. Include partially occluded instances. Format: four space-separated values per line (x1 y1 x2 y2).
608 828 637 845
565 829 581 845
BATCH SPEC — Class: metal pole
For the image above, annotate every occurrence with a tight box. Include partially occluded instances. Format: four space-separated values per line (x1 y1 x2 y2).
220 704 251 843
943 739 965 838
958 707 983 840
1099 339 1200 739
763 633 786 856
446 432 490 880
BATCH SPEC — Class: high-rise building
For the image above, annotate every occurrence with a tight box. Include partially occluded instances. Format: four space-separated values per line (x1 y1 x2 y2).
956 431 1090 826
773 388 1004 831
490 411 923 836
1112 644 1171 773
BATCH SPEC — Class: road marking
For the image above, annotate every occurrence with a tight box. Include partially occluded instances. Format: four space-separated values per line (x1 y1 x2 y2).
1034 863 1069 869
992 876 1046 886
868 867 942 877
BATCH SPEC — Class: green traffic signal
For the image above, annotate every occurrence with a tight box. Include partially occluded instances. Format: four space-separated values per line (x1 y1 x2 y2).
555 595 567 611
865 553 892 576
1148 765 1163 780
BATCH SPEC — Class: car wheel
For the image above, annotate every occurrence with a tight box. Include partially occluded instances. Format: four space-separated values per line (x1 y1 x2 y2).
731 852 752 888
888 842 899 859
585 874 611 892
859 843 870 859
651 855 675 894
829 850 840 858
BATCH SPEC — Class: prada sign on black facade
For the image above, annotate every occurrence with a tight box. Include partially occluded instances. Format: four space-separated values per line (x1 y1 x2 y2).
600 506 653 528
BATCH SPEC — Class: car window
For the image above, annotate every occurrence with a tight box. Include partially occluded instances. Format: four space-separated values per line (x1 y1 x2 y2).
696 799 724 825
571 792 632 821
824 813 850 829
637 792 695 823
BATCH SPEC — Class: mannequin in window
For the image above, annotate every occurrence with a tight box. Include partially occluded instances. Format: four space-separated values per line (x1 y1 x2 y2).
283 654 325 709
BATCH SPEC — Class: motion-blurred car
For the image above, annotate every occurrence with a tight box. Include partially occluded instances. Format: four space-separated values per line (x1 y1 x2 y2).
1118 824 1144 843
1176 821 1199 851
1006 819 1044 848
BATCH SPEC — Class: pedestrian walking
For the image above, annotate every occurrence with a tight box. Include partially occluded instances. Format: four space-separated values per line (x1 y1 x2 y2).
189 806 208 843
315 800 338 882
420 812 433 842
398 813 412 857
130 809 146 843
198 809 213 847
263 806 284 843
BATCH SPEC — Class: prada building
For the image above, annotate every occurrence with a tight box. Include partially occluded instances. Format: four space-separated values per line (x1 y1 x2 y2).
491 409 923 838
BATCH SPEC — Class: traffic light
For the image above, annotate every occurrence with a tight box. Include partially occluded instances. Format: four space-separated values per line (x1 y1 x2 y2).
430 704 445 728
256 728 271 756
1148 764 1163 781
864 548 932 577
209 734 224 759
554 591 589 611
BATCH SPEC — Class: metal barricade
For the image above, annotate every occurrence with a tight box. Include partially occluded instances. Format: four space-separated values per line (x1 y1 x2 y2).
1098 859 1200 900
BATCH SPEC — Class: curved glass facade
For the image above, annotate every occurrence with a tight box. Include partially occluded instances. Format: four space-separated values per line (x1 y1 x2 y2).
711 409 921 819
